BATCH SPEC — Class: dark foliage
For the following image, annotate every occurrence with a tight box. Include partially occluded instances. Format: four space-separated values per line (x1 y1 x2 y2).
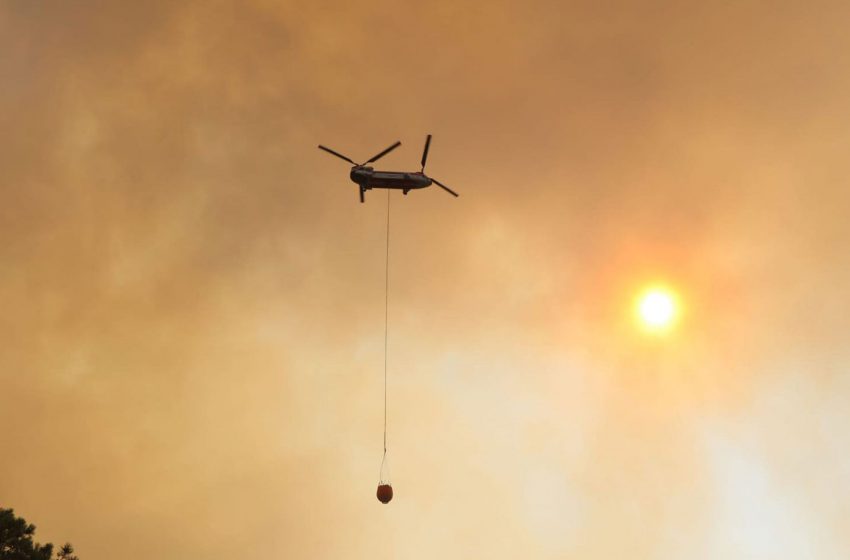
0 509 77 560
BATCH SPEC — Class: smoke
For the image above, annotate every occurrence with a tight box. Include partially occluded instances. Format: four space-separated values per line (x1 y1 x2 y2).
2 1 850 558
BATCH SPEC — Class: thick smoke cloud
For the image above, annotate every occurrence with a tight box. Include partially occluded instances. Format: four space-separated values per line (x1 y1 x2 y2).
2 1 849 558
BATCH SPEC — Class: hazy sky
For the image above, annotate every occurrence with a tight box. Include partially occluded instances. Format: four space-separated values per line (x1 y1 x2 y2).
2 1 850 558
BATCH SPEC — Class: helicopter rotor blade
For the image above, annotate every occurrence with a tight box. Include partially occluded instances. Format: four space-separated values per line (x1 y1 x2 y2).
363 141 401 165
318 145 358 165
420 134 432 172
430 177 459 197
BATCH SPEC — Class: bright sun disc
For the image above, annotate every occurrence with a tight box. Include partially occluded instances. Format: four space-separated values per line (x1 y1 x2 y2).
635 288 679 332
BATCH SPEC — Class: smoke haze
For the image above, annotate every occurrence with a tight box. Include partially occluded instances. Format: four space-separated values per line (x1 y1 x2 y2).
2 1 850 558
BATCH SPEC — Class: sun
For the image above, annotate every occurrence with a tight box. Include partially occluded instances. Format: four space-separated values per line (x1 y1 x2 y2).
635 286 680 333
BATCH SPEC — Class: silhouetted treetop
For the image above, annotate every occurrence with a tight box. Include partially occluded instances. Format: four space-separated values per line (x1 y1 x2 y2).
0 508 78 560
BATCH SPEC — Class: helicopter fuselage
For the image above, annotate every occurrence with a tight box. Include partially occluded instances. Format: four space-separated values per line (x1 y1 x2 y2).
318 136 457 202
350 166 432 193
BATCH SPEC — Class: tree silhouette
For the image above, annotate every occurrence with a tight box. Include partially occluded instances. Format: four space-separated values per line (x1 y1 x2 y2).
55 544 77 560
0 508 78 560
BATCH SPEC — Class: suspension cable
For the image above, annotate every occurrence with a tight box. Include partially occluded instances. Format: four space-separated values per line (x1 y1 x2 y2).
383 189 390 455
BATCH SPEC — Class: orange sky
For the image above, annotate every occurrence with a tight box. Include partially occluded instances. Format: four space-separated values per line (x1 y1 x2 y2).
2 1 850 558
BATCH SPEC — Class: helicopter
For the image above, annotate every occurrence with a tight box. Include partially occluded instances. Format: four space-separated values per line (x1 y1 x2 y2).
318 135 459 203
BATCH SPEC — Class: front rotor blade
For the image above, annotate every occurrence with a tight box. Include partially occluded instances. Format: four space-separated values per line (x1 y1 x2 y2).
318 145 358 165
420 134 432 171
431 178 459 197
364 141 401 165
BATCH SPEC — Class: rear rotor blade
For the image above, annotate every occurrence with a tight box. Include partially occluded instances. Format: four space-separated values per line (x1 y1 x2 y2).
431 178 459 197
318 145 358 165
364 141 401 165
420 134 432 172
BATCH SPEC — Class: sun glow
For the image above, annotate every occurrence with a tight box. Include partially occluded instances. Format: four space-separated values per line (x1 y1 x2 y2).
635 286 680 333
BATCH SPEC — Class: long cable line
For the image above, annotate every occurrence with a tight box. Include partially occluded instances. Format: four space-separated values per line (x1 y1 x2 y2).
383 189 390 456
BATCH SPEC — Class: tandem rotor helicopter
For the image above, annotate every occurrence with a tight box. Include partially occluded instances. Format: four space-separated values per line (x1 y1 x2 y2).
318 135 459 203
